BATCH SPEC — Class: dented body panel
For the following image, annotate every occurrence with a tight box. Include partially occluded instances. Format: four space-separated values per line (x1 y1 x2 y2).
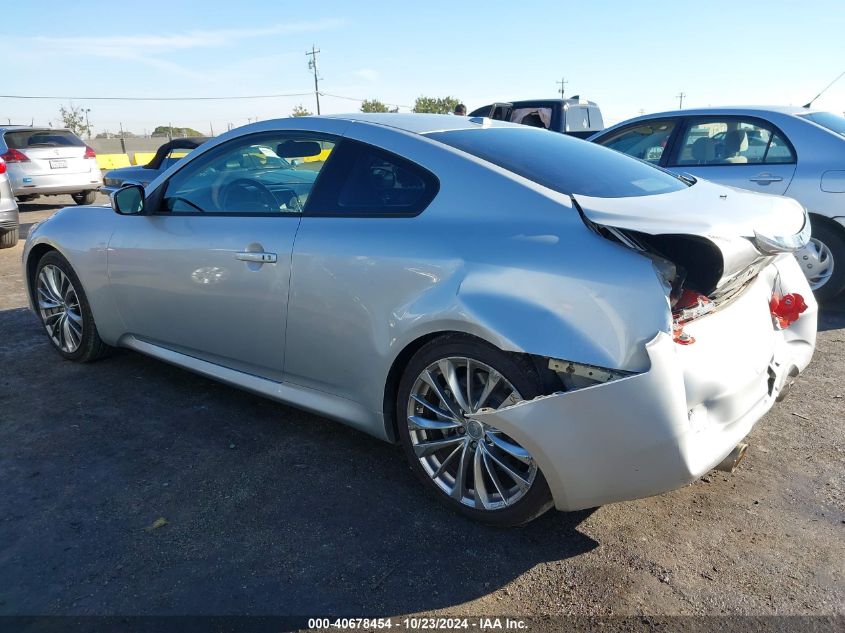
471 254 816 510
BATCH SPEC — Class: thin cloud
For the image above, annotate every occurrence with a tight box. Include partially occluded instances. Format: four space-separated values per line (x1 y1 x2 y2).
354 68 379 82
29 18 346 57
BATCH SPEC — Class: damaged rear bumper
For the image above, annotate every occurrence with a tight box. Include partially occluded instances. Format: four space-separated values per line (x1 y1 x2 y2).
470 255 817 511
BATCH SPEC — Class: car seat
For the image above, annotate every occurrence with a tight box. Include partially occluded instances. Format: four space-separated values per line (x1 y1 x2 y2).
691 137 716 164
723 130 749 164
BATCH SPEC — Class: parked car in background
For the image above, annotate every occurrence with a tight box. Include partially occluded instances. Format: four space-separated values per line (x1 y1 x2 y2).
0 127 103 205
590 107 845 299
0 157 20 248
23 114 816 525
101 138 203 196
469 97 604 138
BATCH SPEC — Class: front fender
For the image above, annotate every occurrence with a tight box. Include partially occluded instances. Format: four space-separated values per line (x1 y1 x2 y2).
23 207 124 344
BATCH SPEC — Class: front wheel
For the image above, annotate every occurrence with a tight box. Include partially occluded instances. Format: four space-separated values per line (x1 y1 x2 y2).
34 251 111 362
396 334 553 526
797 221 845 301
71 191 98 205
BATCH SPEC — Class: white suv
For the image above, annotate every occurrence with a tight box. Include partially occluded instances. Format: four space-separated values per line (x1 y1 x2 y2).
0 127 103 205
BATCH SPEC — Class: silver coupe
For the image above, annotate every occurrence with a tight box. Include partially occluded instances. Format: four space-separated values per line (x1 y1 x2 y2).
23 114 817 525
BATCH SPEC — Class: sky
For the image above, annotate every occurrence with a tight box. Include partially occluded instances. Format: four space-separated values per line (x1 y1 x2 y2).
3 0 844 136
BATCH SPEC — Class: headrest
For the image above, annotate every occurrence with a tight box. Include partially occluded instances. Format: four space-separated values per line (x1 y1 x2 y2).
724 130 748 154
691 137 716 161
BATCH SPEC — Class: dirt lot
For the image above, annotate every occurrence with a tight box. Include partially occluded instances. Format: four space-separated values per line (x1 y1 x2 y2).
0 196 843 619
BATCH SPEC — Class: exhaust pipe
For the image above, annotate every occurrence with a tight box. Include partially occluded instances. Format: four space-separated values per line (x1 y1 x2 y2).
715 442 748 473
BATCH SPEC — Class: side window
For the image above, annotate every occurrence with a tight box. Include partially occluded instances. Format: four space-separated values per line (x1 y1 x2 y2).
161 132 336 214
598 121 675 164
764 132 795 163
306 140 438 216
672 119 795 166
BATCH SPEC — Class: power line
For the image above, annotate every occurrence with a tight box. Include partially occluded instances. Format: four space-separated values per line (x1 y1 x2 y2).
0 92 312 101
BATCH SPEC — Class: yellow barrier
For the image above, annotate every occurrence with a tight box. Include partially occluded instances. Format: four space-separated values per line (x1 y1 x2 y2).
95 154 131 170
132 152 156 166
303 148 332 163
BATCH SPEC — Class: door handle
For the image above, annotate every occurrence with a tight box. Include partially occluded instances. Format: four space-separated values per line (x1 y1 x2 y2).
749 173 783 184
235 251 277 264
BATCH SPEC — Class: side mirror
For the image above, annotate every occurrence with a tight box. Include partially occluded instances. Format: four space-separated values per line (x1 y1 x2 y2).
111 184 145 215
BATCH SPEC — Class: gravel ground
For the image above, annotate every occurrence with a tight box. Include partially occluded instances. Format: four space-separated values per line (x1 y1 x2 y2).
0 195 843 619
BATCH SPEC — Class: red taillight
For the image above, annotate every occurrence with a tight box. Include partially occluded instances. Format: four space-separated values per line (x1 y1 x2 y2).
0 148 29 163
770 293 807 329
84 146 96 159
0 158 6 175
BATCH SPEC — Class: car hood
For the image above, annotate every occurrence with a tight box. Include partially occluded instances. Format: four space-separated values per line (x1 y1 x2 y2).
573 179 810 294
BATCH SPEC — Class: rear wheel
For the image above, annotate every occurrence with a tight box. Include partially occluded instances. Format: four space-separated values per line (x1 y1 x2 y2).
396 334 553 526
71 191 98 205
0 228 18 249
34 251 111 362
798 220 845 301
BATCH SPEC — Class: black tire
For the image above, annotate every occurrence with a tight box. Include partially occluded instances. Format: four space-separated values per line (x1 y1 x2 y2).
71 191 98 205
15 195 38 203
0 228 18 249
34 250 112 362
396 333 554 527
806 219 845 302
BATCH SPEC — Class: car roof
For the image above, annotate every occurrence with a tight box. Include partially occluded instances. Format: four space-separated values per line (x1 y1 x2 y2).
317 112 521 134
615 105 824 121
0 126 74 133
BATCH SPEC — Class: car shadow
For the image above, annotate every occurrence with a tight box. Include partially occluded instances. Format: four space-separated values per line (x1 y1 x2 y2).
0 306 598 616
818 294 845 332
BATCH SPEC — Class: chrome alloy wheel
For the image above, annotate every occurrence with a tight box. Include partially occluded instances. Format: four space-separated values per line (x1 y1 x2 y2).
797 237 834 290
37 264 83 353
406 357 537 510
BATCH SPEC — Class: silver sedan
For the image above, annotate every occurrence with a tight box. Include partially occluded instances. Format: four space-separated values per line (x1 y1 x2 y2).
590 107 845 300
22 114 817 525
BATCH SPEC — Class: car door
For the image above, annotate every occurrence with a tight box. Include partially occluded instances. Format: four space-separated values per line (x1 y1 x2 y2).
106 131 338 382
284 138 439 405
665 116 797 194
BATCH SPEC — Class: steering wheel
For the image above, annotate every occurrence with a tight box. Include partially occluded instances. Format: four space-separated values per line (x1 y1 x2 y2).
219 178 278 212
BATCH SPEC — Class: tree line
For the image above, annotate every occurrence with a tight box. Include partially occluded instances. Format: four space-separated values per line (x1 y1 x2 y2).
291 95 462 117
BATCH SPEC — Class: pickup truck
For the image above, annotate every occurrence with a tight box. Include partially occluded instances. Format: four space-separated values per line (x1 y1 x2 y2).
469 97 604 138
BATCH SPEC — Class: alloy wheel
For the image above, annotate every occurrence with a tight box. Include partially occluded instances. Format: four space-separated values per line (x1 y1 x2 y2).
37 264 83 353
406 357 537 510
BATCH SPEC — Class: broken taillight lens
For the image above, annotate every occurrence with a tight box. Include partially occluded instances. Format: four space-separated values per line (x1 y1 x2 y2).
770 293 807 329
671 290 717 345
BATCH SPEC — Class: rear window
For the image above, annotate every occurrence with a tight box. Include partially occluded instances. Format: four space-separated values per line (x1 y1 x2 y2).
798 112 845 137
427 127 687 198
4 129 85 149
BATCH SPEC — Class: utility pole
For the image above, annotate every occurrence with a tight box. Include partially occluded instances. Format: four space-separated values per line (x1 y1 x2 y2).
84 108 91 139
306 45 321 114
677 91 686 109
556 77 568 98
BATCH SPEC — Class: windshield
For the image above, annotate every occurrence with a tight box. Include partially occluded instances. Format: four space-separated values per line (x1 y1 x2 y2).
427 127 687 198
798 112 845 137
4 129 85 149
